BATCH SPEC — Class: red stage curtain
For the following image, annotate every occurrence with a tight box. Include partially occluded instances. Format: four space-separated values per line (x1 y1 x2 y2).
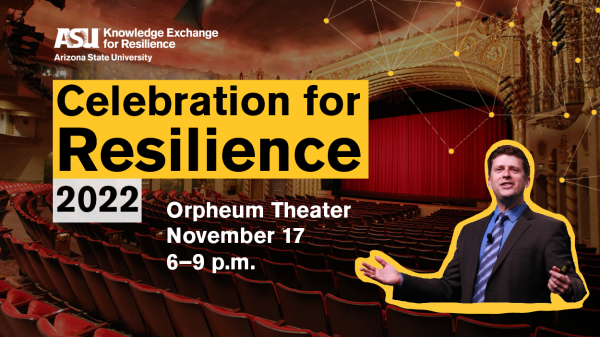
342 106 507 200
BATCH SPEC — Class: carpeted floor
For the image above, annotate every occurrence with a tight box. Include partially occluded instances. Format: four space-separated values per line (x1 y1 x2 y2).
0 259 19 278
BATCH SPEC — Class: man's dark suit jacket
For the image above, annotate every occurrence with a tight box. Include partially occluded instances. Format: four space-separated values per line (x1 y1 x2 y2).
393 206 587 303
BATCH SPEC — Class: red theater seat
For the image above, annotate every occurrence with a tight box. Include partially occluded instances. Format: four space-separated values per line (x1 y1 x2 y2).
58 258 97 314
336 272 382 305
22 245 56 292
535 326 590 337
326 255 355 276
129 282 177 337
355 242 381 252
235 274 282 321
79 265 119 323
456 316 530 337
263 260 300 289
253 317 326 337
101 241 132 279
382 245 408 256
276 283 329 334
0 279 14 297
296 265 337 296
199 268 242 310
163 292 212 337
387 253 418 269
243 243 270 260
36 313 100 337
386 305 452 337
0 299 18 337
168 264 208 301
1 299 62 337
10 238 40 283
73 233 98 267
556 308 600 336
87 237 114 273
134 232 158 258
332 240 355 249
583 287 599 310
92 329 130 337
234 256 267 281
332 246 357 259
169 242 191 261
203 303 256 337
295 251 327 270
267 247 297 264
326 294 385 337
101 273 146 336
119 248 152 285
150 236 172 259
417 256 444 271
38 251 76 303
141 254 178 291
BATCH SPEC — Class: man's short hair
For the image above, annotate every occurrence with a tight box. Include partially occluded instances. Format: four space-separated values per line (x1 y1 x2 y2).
488 145 530 177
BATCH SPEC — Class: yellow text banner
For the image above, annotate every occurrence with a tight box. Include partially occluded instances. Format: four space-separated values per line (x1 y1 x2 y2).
53 80 369 179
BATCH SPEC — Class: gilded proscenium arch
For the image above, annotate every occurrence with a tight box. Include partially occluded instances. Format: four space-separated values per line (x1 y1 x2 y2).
365 61 509 107
312 17 528 118
315 54 522 116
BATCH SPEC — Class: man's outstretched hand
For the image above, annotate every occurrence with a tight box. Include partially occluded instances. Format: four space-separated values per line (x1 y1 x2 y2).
360 256 403 286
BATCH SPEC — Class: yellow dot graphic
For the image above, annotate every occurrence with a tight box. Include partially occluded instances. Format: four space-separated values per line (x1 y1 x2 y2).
509 22 515 27
456 1 461 7
489 112 495 118
592 110 597 115
324 18 329 24
575 57 581 63
388 71 394 76
454 51 460 57
552 41 558 47
449 149 455 154
559 177 565 183
564 113 570 118
596 7 600 13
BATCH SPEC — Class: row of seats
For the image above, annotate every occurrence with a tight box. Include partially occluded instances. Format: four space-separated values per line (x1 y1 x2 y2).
61 198 600 309
7 192 600 332
4 233 336 336
12 192 64 252
68 214 600 303
0 264 126 337
60 229 600 336
6 236 600 337
0 183 52 196
68 231 385 304
0 191 8 212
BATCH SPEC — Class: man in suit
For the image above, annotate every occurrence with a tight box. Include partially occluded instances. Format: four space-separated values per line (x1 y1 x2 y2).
360 145 586 303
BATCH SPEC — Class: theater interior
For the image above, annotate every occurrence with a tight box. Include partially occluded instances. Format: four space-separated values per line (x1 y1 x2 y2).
0 0 599 336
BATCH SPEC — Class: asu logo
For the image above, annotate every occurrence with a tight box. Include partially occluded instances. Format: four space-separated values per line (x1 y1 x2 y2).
55 28 100 48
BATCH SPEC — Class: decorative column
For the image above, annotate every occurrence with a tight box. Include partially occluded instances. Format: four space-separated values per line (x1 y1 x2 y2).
214 179 224 195
565 150 578 237
538 32 553 111
288 179 320 197
264 179 271 198
582 3 599 111
527 34 540 113
511 115 526 145
561 7 580 104
547 152 558 213
242 179 250 196
566 175 578 237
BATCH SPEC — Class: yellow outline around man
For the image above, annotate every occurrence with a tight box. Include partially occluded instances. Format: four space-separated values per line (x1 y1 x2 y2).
360 142 587 306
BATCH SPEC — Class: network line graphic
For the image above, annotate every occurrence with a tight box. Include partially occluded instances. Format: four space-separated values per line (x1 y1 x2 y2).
323 0 599 189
